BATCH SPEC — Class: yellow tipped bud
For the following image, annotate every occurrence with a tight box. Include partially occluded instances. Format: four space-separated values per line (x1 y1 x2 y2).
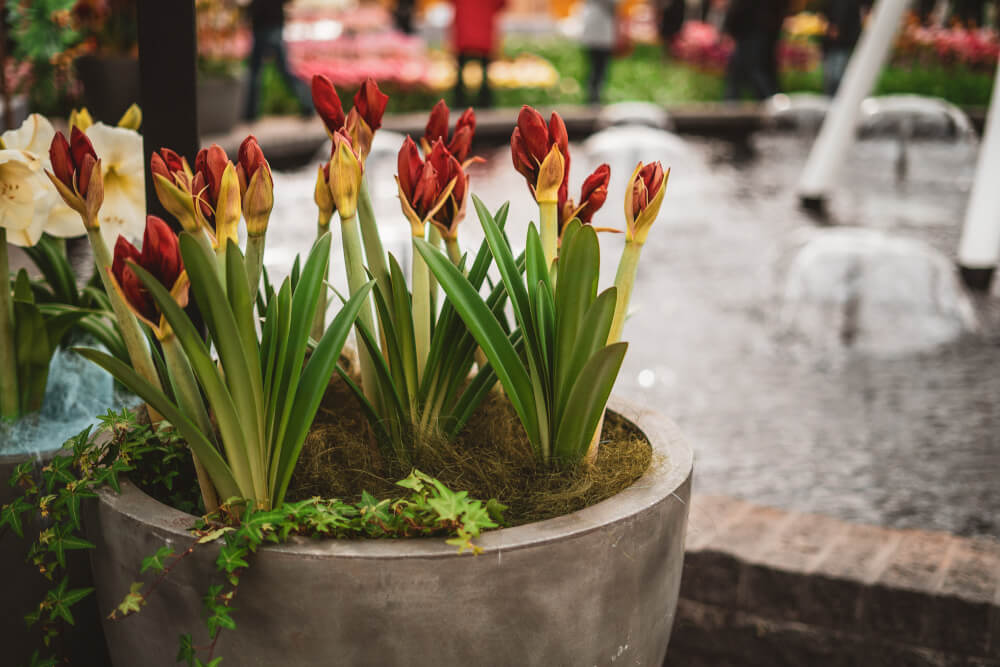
116 104 142 131
329 137 363 219
244 164 273 237
153 173 199 232
214 162 242 248
314 164 334 228
534 144 564 204
69 108 94 133
623 162 668 245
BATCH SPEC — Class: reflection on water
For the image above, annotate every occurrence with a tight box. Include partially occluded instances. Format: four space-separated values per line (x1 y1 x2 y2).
268 131 999 538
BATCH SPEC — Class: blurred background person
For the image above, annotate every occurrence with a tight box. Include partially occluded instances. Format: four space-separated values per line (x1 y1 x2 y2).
723 0 790 101
581 0 621 105
451 0 507 108
822 0 862 96
394 0 416 34
244 0 313 121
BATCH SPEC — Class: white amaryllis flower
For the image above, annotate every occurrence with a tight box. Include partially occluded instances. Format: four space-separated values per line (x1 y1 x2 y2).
0 149 48 247
1 114 83 242
86 122 146 244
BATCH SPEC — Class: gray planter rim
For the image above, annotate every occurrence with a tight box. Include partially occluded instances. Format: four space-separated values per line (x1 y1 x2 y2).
97 395 692 559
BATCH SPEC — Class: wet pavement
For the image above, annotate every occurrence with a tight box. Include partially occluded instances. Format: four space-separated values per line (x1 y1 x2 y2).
217 129 999 539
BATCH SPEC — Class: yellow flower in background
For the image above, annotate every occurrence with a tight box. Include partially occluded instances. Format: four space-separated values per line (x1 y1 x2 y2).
1 114 83 241
0 149 47 247
85 122 146 244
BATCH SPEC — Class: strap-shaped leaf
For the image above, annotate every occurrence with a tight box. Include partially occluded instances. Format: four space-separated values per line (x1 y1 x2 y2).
553 287 617 429
552 342 627 463
180 234 264 492
554 222 601 410
13 299 50 413
129 262 255 495
25 237 79 304
387 254 418 405
74 347 241 500
415 237 541 450
273 280 374 505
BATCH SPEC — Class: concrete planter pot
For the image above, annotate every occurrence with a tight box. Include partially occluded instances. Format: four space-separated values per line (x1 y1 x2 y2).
197 72 247 136
85 397 693 667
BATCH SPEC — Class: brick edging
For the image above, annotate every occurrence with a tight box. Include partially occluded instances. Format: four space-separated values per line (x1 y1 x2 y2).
672 495 1000 664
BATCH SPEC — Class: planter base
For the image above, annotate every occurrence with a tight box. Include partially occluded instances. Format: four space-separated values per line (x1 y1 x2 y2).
85 398 693 666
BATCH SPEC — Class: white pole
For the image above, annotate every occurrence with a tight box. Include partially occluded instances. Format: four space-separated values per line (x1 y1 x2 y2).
796 0 912 207
956 59 1000 291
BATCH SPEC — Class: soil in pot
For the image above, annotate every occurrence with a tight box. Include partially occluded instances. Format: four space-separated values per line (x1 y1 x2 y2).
287 374 653 526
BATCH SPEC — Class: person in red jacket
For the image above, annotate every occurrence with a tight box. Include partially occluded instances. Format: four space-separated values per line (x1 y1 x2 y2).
451 0 506 108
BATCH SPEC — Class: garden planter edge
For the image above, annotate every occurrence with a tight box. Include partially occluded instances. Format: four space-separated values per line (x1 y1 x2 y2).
85 395 693 667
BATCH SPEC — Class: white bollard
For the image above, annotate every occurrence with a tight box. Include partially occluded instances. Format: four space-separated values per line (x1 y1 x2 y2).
956 59 1000 291
796 0 912 208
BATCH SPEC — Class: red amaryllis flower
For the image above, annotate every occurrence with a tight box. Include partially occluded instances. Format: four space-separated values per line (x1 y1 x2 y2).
345 77 390 161
427 142 468 241
150 147 204 232
422 100 476 163
396 136 455 236
110 215 188 332
510 106 570 203
625 161 669 244
559 163 612 234
193 144 228 221
311 75 346 137
47 127 104 227
352 77 389 132
236 135 274 236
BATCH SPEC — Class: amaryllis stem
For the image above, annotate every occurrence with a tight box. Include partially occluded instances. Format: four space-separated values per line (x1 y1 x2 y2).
609 239 643 345
245 234 266 309
427 225 442 313
340 212 380 406
586 238 645 464
162 334 219 513
357 180 390 297
0 230 20 418
86 227 164 421
311 221 329 341
539 200 559 272
445 237 462 267
412 235 431 381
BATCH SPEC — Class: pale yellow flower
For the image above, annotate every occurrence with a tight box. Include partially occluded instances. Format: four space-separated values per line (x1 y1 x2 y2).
1 114 82 240
86 122 146 244
0 149 46 247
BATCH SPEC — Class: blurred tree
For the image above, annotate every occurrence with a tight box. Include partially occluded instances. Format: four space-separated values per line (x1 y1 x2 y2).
5 0 81 114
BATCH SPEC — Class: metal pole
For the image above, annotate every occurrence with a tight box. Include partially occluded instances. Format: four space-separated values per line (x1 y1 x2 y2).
796 0 912 210
137 0 199 226
957 58 1000 291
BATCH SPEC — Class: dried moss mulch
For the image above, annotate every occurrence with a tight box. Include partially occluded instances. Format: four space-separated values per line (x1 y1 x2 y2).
287 374 653 527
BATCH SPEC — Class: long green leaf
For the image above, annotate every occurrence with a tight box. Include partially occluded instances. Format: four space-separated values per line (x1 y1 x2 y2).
553 222 601 410
74 347 241 500
552 342 628 463
129 262 255 496
414 238 540 449
554 287 617 429
273 280 374 505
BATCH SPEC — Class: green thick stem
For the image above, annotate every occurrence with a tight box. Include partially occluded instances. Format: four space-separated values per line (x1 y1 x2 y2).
87 228 163 404
245 234 266 306
412 235 431 381
445 237 462 267
539 200 559 272
427 225 442 312
609 240 643 345
357 181 390 296
311 222 330 341
586 239 645 464
341 213 379 405
162 335 219 513
0 232 20 418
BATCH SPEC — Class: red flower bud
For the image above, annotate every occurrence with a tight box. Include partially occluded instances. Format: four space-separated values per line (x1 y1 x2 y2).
397 136 456 235
424 99 450 147
195 144 228 206
353 77 389 132
69 127 97 181
111 216 184 325
49 132 74 189
511 106 570 202
631 162 665 220
312 75 345 136
558 164 611 233
236 134 269 197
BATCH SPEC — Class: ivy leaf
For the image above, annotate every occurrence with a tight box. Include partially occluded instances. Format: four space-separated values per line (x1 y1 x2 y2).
1 498 30 538
115 582 146 618
197 527 235 544
141 545 175 574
